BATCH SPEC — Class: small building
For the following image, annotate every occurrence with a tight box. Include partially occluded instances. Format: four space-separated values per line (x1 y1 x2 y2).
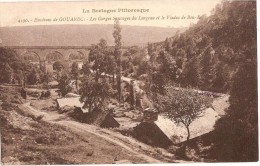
65 93 80 98
134 108 173 148
56 96 88 113
134 121 173 148
134 106 225 148
57 96 120 128
88 108 120 128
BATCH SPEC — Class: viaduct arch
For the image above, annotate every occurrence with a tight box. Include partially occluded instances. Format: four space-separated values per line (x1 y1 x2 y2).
5 46 91 72
2 46 130 72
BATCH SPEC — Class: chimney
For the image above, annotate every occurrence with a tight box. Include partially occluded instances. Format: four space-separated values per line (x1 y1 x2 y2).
142 108 158 122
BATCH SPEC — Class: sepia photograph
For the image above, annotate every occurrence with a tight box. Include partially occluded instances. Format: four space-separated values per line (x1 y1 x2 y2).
0 0 258 164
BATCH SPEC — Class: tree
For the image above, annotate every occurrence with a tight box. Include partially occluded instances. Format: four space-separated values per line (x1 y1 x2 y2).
79 75 111 112
70 62 80 92
150 71 167 95
113 20 122 102
0 47 26 84
156 87 212 152
53 61 65 80
129 80 136 109
148 43 157 66
27 68 39 85
0 63 13 83
89 39 114 82
212 61 258 161
121 56 132 75
53 61 64 71
200 46 217 90
136 60 151 77
181 57 201 88
58 74 72 97
208 1 257 161
157 50 178 82
82 61 92 76
211 62 229 92
14 70 24 85
164 37 172 52
104 53 117 83
21 88 27 99
42 71 52 87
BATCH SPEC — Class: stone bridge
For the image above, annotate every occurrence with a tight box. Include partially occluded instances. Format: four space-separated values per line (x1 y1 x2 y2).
3 46 129 72
5 46 91 62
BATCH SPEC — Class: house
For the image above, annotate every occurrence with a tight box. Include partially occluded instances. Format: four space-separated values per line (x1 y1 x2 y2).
87 108 120 128
134 99 229 148
133 108 173 148
154 107 220 143
134 121 173 148
56 95 88 113
57 96 120 128
65 93 80 98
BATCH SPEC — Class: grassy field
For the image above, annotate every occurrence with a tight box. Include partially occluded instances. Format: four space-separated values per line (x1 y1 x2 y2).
0 86 147 164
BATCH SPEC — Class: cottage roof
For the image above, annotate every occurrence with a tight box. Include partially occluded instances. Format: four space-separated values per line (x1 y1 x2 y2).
57 96 88 113
155 107 220 143
90 108 120 128
65 93 80 98
91 109 110 126
143 108 157 113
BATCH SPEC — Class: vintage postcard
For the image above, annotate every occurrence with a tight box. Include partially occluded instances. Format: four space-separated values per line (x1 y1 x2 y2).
0 0 258 164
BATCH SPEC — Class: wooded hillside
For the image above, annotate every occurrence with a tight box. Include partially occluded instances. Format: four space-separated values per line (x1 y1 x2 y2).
148 0 256 93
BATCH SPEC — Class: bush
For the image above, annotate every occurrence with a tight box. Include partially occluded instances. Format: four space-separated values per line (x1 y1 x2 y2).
1 102 15 111
45 90 51 98
40 90 51 99
168 145 181 154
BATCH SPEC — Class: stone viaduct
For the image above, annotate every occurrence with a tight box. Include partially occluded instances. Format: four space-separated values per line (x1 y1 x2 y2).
3 46 129 72
5 46 91 61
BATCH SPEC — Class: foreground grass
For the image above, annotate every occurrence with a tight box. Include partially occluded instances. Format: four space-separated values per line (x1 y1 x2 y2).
1 108 148 164
0 86 146 164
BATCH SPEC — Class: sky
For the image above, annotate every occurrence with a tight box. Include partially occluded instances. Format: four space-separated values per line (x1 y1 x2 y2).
0 0 222 28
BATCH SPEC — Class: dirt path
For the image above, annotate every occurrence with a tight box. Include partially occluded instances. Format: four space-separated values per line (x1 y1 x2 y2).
20 102 167 163
59 121 162 163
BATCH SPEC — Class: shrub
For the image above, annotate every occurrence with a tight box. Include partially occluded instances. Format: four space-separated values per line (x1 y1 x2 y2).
45 90 51 98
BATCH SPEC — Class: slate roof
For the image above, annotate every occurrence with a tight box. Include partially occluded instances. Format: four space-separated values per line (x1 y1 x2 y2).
155 107 220 143
56 96 88 113
152 95 230 143
89 108 120 128
65 93 80 98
